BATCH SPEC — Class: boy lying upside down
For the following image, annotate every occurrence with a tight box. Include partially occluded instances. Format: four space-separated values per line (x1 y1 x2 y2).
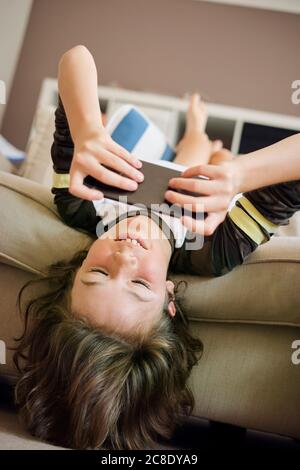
13 45 300 450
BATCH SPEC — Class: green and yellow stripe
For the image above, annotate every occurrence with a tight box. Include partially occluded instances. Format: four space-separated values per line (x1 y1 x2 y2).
52 172 70 189
228 196 278 245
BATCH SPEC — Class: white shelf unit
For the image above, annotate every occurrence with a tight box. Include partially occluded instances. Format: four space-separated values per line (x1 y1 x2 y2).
194 0 300 15
33 77 300 155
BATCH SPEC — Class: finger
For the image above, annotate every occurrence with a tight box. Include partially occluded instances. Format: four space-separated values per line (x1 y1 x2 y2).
85 159 139 191
165 190 206 212
181 211 225 236
203 212 226 234
69 168 104 201
168 176 219 195
181 164 225 179
165 190 226 212
106 139 143 169
180 215 205 236
91 148 144 183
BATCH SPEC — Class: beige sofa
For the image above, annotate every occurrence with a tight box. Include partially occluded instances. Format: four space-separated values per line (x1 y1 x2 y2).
1 103 300 449
1 165 300 449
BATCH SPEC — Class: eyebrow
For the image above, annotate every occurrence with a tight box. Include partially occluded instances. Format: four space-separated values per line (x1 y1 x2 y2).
80 279 153 303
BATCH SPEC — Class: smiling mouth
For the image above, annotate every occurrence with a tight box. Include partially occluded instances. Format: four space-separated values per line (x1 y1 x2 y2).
114 232 150 250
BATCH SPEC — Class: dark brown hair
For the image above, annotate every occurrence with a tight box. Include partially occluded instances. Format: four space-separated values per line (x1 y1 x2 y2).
13 250 203 450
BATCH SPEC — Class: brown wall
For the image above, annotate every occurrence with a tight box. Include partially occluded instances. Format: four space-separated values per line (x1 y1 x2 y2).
2 0 300 150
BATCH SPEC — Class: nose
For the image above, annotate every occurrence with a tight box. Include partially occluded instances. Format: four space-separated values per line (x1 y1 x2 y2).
113 248 138 268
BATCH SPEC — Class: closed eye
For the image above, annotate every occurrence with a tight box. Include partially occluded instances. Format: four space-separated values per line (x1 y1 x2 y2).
132 280 151 290
89 269 151 290
89 268 108 276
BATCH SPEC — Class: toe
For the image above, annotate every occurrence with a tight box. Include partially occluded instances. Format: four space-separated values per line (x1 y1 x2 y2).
211 140 223 153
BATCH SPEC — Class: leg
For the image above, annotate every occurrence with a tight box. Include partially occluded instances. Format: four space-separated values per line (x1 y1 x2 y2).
173 94 223 167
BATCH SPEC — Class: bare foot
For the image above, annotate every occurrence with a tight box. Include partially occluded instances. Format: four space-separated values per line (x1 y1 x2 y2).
174 95 226 167
210 148 235 165
211 139 223 153
175 94 208 154
185 93 207 134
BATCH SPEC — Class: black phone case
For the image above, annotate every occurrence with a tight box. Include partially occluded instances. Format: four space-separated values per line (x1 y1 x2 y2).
85 160 205 219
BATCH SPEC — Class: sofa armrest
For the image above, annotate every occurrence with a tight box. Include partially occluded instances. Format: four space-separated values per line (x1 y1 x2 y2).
172 236 300 325
0 152 14 174
0 171 93 275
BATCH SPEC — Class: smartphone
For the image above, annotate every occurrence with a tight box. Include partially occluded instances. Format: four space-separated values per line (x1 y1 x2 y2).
84 159 205 219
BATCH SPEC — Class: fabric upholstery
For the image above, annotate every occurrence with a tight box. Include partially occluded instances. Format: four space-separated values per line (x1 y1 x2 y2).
1 170 300 444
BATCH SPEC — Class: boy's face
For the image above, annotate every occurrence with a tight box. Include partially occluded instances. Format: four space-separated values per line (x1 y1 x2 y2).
71 215 176 336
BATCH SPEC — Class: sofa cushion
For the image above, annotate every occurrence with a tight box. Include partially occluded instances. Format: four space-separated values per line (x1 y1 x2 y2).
0 151 14 173
1 169 300 317
18 105 56 187
0 171 95 382
0 264 36 382
1 170 300 384
1 169 300 324
177 236 300 327
0 171 93 275
0 408 67 449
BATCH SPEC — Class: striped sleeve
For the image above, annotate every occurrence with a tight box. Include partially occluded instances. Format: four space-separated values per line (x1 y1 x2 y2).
170 180 300 277
50 95 100 235
50 99 177 234
211 180 300 276
51 94 74 175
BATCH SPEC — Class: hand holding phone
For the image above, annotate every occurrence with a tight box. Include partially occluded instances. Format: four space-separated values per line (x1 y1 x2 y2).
85 159 205 218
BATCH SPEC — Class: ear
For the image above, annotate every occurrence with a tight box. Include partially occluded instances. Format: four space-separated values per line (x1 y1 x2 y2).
166 280 176 317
